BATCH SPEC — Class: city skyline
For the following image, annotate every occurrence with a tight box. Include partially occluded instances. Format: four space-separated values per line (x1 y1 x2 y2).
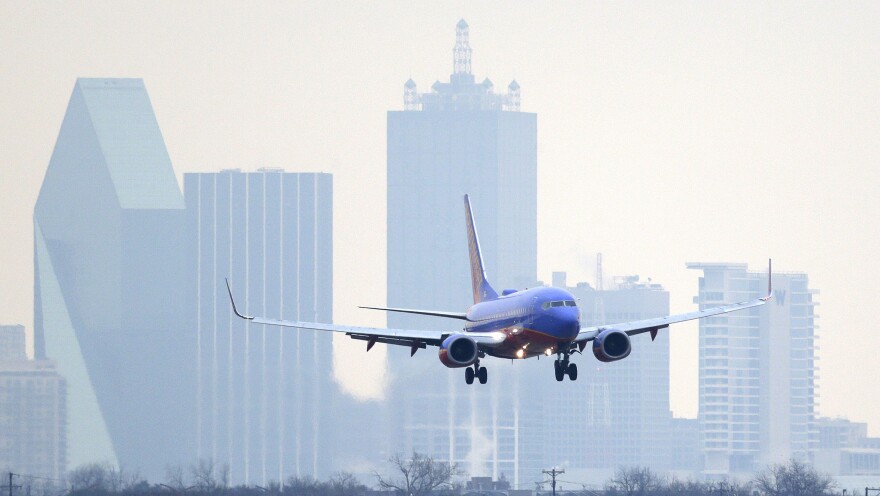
1 2 880 435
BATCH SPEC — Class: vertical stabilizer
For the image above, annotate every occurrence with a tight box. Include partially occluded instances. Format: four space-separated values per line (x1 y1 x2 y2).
464 195 498 303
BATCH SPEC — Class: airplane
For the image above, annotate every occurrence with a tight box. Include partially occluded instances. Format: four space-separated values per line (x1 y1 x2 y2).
227 194 772 385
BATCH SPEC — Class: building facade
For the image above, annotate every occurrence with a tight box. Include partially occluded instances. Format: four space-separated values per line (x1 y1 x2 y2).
0 325 66 479
0 324 27 361
814 417 880 477
386 20 537 486
34 78 192 477
688 263 818 477
183 170 334 484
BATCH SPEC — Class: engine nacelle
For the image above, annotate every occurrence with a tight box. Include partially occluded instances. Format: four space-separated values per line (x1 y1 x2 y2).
592 329 632 362
438 334 479 368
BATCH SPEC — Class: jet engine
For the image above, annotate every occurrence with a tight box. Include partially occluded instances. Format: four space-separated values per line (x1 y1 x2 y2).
438 334 479 368
592 329 632 362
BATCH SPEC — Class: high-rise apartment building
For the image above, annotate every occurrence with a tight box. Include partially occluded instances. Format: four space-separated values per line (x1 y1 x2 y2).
0 325 66 479
386 20 537 485
34 78 193 478
688 263 817 477
183 169 333 484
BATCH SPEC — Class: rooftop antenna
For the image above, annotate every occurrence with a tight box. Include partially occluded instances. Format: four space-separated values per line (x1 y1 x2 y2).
454 19 472 75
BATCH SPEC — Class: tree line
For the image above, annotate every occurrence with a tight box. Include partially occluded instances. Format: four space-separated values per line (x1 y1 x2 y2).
601 460 836 496
11 455 840 496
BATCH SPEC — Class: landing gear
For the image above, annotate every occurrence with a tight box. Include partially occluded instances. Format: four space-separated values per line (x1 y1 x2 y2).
465 361 488 385
554 360 565 381
554 352 578 382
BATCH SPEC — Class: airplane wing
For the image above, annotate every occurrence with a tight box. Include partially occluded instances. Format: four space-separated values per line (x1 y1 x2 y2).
576 260 773 344
225 280 504 353
358 305 470 320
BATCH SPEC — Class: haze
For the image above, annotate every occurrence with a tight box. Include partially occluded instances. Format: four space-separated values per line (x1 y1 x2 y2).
1 1 879 432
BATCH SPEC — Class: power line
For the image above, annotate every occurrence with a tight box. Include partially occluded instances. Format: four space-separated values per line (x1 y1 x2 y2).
17 474 64 483
3 473 22 496
542 468 564 496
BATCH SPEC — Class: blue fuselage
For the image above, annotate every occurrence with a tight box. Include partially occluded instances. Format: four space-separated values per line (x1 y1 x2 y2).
463 287 580 359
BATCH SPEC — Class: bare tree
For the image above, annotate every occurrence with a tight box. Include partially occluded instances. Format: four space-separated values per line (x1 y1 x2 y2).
327 472 367 496
68 462 141 494
190 459 229 493
165 464 188 492
661 477 710 496
375 453 462 496
283 476 324 496
752 459 835 496
606 466 662 496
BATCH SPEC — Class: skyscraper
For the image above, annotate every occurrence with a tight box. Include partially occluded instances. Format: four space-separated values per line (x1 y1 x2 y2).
0 327 66 480
183 169 333 484
386 20 537 485
34 78 193 477
688 262 817 477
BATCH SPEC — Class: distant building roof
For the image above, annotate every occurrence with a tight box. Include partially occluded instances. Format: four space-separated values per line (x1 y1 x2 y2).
72 78 183 210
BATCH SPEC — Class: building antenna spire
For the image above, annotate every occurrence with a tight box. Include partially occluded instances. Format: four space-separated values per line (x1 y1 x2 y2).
454 19 472 75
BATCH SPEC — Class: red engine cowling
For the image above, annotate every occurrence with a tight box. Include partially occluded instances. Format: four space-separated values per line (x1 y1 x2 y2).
592 329 632 362
438 334 479 368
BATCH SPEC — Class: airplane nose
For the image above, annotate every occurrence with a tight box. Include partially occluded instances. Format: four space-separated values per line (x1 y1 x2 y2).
557 309 580 338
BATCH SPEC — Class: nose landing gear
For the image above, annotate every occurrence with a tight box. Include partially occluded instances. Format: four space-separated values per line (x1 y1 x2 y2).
554 352 577 381
465 361 488 385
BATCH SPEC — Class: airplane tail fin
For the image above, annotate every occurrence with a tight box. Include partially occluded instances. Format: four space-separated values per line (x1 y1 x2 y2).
464 195 498 304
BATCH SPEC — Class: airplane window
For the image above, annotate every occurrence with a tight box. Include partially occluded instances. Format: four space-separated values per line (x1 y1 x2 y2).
565 300 577 307
542 302 550 310
551 301 564 307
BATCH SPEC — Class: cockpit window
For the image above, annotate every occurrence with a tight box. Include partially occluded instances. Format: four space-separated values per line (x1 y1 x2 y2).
542 300 577 309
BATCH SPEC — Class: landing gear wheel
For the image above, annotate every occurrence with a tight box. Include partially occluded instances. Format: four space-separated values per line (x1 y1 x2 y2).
478 366 488 384
567 363 578 381
465 367 475 385
554 361 565 382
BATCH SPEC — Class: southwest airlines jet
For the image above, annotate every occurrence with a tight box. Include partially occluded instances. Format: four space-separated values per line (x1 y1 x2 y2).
227 195 771 385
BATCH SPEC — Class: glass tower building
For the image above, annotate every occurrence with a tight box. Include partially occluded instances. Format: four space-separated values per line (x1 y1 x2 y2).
34 78 192 477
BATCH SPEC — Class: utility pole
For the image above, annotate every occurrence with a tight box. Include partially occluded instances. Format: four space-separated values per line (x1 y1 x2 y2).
542 468 564 496
2 473 21 496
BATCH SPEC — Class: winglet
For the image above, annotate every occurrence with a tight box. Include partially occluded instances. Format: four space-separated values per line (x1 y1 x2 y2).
225 278 254 320
760 259 773 301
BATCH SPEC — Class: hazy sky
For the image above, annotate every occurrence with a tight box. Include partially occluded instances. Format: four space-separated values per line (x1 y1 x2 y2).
1 1 879 431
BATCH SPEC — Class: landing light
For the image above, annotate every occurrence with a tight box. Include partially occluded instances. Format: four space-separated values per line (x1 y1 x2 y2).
545 348 552 356
516 349 525 359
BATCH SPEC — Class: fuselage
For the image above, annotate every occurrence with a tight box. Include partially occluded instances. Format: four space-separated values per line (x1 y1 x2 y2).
463 286 580 359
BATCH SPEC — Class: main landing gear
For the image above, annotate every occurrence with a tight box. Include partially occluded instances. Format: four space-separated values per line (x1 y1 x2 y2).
465 361 488 385
554 352 578 382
